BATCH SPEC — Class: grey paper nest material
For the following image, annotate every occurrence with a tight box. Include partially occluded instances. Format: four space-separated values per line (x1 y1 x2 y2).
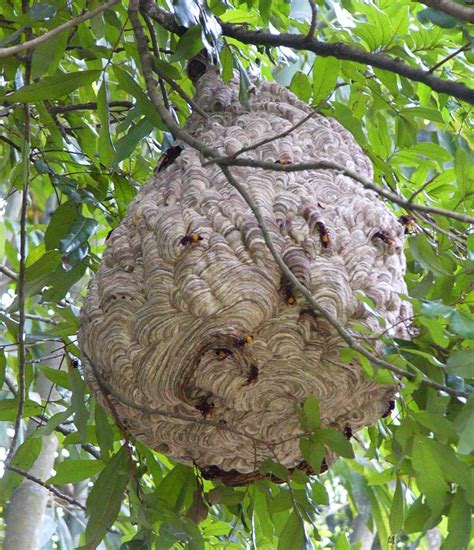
79 68 412 485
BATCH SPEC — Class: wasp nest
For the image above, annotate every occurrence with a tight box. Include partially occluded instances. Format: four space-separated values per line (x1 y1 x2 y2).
79 66 412 485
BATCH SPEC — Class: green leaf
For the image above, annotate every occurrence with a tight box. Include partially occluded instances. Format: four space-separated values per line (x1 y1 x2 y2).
414 411 458 442
300 436 325 473
446 350 474 378
389 479 405 534
113 66 163 129
48 459 105 484
442 490 472 550
0 437 42 504
319 428 354 458
409 234 453 277
2 70 100 102
310 479 329 505
411 435 448 514
449 311 474 339
259 459 289 482
113 118 153 166
404 497 433 534
313 56 340 105
235 56 250 111
85 446 129 548
220 44 234 82
302 393 320 431
290 71 311 103
45 202 78 251
31 30 68 79
94 405 115 460
0 398 44 420
97 81 116 167
155 464 196 512
69 365 89 443
171 26 204 63
278 511 305 550
417 8 458 28
59 215 98 257
454 394 474 455
157 518 204 550
335 533 351 550
259 0 272 24
39 365 71 390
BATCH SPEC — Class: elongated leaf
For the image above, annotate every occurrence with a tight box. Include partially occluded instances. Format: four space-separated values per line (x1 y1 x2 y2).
446 350 474 378
278 511 305 550
157 517 204 550
0 437 42 504
409 234 453 277
411 435 448 514
59 215 98 256
97 81 115 166
2 70 100 102
454 394 474 455
85 446 129 548
389 479 405 533
48 459 105 484
69 365 89 443
303 393 320 431
0 398 44 420
45 202 78 251
319 428 354 458
94 405 115 460
442 490 471 550
449 311 474 339
113 66 163 129
313 56 340 105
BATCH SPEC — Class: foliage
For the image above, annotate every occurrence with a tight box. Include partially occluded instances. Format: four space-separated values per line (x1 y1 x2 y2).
0 0 473 548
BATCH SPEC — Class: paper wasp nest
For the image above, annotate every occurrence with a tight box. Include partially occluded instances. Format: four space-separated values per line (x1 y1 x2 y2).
79 66 412 485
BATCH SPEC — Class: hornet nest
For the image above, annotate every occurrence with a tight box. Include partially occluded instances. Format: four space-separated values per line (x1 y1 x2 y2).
79 63 412 486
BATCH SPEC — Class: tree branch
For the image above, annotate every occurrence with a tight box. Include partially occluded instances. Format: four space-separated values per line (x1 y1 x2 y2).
129 0 469 400
417 0 474 23
5 62 31 469
0 264 18 280
141 0 474 105
217 157 474 225
50 100 134 113
5 466 86 510
0 0 120 58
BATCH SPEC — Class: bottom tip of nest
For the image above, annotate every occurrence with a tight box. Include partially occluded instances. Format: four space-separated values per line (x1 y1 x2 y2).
199 459 328 486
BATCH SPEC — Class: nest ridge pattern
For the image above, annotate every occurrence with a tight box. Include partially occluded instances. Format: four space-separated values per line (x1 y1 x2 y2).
79 70 412 481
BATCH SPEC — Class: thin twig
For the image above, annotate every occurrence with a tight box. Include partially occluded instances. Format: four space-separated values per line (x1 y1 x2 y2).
0 264 18 280
10 312 58 325
129 0 469 400
5 56 31 468
5 466 87 510
429 43 470 73
305 0 317 41
143 13 172 116
4 371 101 459
50 100 134 113
408 172 439 202
151 58 210 119
218 157 474 225
0 0 120 58
84 351 271 447
203 111 315 165
0 134 21 152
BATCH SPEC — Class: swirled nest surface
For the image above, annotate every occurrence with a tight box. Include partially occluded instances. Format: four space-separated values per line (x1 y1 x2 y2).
79 68 412 485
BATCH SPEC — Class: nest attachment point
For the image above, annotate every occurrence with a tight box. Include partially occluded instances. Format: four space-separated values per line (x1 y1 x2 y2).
79 66 412 486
